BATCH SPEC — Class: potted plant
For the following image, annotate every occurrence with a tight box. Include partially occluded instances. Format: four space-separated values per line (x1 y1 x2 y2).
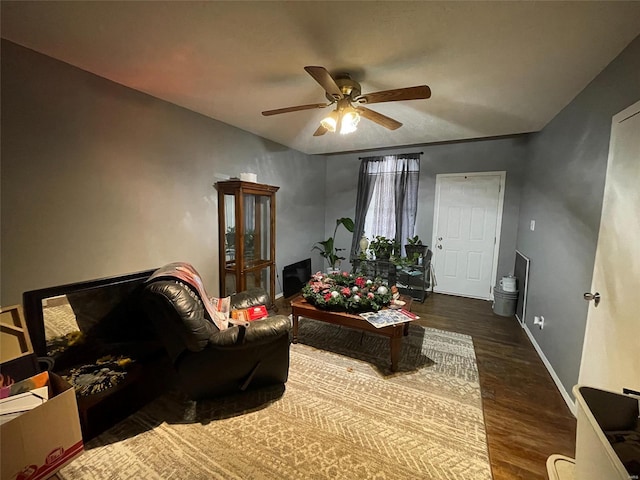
312 217 355 273
224 226 257 260
405 235 428 264
369 235 398 260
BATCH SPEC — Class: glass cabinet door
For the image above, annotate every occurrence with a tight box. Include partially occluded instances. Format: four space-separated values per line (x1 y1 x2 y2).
215 180 279 301
244 266 270 291
222 192 237 296
224 193 236 263
242 193 271 266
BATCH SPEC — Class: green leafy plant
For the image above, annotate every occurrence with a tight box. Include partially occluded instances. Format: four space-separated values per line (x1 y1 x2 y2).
225 226 256 254
392 255 419 269
406 235 423 246
312 217 355 269
369 236 399 260
405 235 428 264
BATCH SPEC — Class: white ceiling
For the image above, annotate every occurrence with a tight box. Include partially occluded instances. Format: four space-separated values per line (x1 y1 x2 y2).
2 1 640 155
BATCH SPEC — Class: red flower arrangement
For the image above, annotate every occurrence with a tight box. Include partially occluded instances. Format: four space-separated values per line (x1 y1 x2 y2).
301 271 392 312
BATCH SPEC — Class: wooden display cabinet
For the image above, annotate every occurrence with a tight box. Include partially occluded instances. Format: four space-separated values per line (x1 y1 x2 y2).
215 180 279 302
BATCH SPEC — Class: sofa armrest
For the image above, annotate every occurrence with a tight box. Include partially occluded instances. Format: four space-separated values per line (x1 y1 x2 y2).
208 315 290 347
243 315 290 343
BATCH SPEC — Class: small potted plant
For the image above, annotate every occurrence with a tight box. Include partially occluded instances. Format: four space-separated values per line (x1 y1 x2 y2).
369 235 398 260
405 235 428 264
312 217 355 273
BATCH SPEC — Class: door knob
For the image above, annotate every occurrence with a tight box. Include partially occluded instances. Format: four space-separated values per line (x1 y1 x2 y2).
438 237 442 241
583 292 601 307
437 244 442 250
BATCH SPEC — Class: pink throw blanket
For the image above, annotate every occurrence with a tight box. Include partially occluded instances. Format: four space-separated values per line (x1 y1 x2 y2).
147 262 229 330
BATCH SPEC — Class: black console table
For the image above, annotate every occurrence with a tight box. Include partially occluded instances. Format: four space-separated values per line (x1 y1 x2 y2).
396 264 431 302
352 259 397 285
353 249 432 302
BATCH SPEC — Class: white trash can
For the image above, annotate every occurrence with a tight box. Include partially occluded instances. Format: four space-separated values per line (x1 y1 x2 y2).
492 286 518 317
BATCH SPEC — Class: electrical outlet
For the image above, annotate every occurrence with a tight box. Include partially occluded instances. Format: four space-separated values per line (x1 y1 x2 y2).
533 315 545 329
530 220 536 231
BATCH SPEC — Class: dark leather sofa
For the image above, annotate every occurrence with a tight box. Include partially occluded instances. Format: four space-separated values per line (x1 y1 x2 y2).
142 281 291 400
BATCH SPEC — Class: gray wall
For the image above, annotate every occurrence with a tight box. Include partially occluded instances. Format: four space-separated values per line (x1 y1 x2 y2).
0 40 325 305
517 35 640 396
323 138 528 279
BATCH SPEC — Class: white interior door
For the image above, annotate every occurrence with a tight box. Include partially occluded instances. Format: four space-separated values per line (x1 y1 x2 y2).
579 100 640 394
432 172 504 300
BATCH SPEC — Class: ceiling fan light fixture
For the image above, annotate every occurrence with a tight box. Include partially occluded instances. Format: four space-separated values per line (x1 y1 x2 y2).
340 107 360 135
320 110 339 132
264 66 431 139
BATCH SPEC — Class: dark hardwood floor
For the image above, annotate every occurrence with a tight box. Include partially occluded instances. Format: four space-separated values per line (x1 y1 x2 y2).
277 292 576 480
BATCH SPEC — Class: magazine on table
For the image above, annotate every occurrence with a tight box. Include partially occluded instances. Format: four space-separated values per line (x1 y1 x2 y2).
359 308 419 328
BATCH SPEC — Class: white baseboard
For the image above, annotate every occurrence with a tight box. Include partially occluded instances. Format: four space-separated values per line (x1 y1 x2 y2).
275 292 283 300
522 324 577 417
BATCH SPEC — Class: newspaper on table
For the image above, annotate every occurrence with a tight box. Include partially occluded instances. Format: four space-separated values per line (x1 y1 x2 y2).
359 308 419 328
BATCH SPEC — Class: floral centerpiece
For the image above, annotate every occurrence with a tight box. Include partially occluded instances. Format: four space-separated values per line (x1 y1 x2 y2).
302 271 392 313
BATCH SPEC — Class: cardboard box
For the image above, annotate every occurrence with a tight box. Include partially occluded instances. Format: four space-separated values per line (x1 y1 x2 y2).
1 371 83 480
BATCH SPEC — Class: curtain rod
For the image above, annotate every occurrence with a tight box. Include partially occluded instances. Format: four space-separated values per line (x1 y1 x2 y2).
358 152 424 160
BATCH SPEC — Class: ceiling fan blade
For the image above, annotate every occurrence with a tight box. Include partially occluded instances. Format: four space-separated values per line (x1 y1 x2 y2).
357 107 402 130
358 85 431 104
304 66 343 100
262 103 329 116
313 125 328 137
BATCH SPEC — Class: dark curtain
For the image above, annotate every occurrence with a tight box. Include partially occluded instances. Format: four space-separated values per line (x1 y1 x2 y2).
349 157 381 259
394 154 420 256
350 153 421 259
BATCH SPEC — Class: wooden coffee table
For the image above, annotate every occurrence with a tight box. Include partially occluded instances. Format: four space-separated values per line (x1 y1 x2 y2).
290 295 414 372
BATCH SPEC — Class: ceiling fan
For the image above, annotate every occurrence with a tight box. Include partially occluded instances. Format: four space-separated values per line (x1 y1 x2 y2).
261 66 431 136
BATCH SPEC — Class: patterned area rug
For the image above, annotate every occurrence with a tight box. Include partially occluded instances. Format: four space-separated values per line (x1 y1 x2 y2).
59 320 492 479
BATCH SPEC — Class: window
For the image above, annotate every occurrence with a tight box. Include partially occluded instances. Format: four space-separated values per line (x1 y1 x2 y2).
350 154 421 258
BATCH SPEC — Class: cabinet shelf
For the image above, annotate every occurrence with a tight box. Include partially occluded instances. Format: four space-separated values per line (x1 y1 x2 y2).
225 258 272 270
